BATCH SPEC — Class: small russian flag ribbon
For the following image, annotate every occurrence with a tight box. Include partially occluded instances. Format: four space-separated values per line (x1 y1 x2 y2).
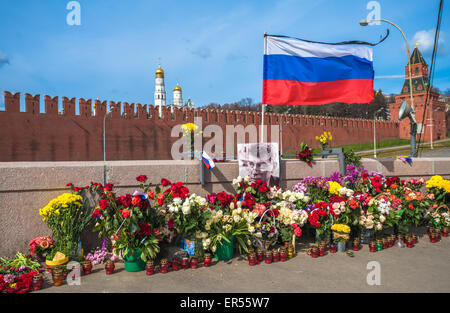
202 151 215 169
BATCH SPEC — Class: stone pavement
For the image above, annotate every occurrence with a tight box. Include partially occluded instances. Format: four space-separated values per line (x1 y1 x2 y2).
35 235 450 293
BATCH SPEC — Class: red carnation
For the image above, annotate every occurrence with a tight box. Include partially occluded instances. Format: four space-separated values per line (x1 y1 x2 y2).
99 199 109 210
132 195 141 207
136 175 147 182
121 209 130 218
258 185 269 193
161 178 171 186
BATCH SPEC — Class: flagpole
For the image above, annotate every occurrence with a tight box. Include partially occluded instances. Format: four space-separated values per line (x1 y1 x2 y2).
261 32 267 143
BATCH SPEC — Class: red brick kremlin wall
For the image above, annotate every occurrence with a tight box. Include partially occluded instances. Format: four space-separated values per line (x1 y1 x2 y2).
0 91 400 161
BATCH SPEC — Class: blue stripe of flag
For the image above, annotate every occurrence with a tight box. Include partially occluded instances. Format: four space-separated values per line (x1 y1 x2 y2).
263 54 374 83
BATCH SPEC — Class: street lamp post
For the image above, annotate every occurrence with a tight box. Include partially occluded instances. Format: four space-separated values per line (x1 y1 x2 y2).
360 18 418 157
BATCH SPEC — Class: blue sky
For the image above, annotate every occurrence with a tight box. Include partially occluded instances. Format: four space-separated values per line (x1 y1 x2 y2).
0 0 448 112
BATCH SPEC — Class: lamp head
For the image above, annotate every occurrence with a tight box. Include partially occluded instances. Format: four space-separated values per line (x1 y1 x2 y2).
398 100 412 120
359 19 370 26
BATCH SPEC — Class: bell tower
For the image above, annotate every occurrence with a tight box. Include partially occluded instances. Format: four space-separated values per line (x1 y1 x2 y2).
390 45 446 142
154 58 166 117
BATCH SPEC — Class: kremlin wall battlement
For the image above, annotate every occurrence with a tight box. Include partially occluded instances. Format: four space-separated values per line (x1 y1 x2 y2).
0 91 400 162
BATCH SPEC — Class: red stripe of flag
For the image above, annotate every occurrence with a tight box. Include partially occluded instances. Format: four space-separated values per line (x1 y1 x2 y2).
263 78 374 105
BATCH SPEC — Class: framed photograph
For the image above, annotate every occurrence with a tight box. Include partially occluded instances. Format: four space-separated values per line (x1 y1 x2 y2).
237 143 279 186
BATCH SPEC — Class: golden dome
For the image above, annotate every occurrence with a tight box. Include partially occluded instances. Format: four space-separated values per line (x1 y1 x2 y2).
155 59 164 77
173 81 182 92
155 66 164 77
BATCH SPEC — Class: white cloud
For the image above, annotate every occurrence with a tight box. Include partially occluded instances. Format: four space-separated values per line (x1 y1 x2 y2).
412 29 446 55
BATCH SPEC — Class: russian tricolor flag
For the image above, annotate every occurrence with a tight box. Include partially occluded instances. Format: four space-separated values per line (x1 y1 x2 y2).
263 35 374 105
202 151 215 170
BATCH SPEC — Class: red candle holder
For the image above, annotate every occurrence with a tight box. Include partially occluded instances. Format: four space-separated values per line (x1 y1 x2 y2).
279 249 287 262
203 254 211 267
81 260 93 275
190 257 198 269
256 249 264 262
272 250 280 262
443 230 449 237
329 243 337 253
160 259 169 273
145 261 155 275
105 260 115 275
264 251 272 264
181 256 190 269
248 253 256 266
309 247 319 258
171 258 179 271
32 274 44 291
369 241 377 253
412 235 418 245
319 246 325 256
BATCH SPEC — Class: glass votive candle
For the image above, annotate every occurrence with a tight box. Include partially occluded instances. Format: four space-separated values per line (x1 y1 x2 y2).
181 256 190 269
190 256 198 269
160 259 169 273
105 260 115 275
369 241 377 252
309 246 319 258
287 245 294 259
264 250 272 264
256 248 264 262
272 249 280 262
248 253 256 266
171 257 179 271
145 260 155 275
203 253 211 267
279 248 287 261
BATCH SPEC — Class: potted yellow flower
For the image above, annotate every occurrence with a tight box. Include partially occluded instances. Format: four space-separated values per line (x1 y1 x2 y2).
331 224 350 252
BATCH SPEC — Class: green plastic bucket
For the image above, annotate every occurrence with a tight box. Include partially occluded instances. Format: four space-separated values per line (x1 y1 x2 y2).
214 237 234 261
123 248 146 272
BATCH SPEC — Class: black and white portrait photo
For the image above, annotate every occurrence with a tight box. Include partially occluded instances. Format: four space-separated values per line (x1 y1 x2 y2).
237 143 279 186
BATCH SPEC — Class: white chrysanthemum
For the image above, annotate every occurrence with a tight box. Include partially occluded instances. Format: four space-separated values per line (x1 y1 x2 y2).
182 204 191 215
173 197 182 205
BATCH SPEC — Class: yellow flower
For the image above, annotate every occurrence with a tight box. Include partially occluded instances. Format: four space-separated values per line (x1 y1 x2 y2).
328 182 342 195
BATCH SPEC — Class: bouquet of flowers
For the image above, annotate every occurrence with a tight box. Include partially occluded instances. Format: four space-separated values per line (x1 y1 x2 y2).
206 191 235 211
426 175 450 207
271 200 308 243
308 202 333 242
92 176 163 262
296 142 313 166
234 178 272 204
203 202 258 254
399 187 429 229
0 253 44 293
358 193 400 235
331 224 350 242
315 131 332 149
28 236 54 261
39 193 92 260
166 193 208 240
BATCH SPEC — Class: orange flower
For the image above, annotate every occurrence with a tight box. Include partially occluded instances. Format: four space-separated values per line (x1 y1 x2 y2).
147 190 155 200
121 209 130 218
391 184 398 189
349 199 359 209
157 193 165 206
